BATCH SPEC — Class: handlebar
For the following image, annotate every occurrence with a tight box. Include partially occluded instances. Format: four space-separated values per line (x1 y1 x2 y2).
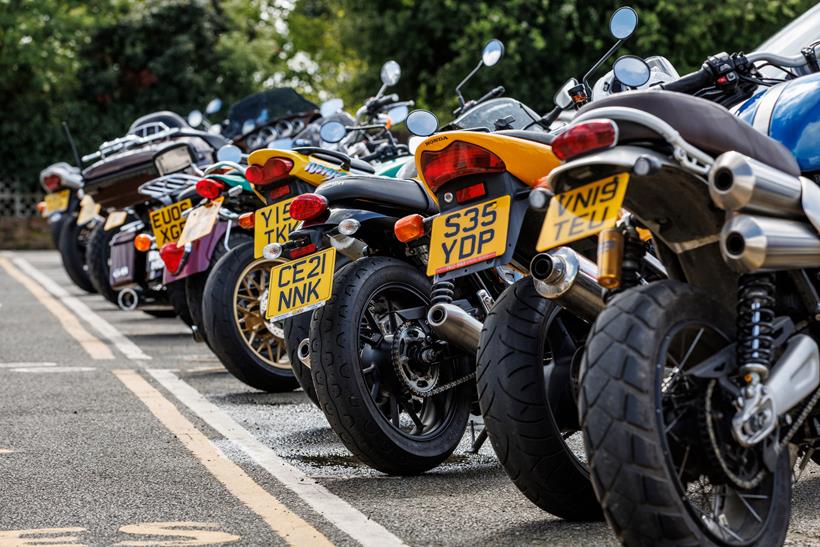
368 93 400 111
660 66 714 93
747 51 809 67
475 86 505 105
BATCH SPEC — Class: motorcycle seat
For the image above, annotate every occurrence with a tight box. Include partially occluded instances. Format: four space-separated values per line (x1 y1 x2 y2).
349 158 376 174
496 129 555 146
578 90 800 177
316 175 439 216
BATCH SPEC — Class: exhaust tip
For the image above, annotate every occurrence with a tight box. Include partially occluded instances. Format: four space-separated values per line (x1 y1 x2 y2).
297 338 311 368
724 231 746 257
530 254 555 280
116 288 140 311
713 167 734 192
428 304 447 327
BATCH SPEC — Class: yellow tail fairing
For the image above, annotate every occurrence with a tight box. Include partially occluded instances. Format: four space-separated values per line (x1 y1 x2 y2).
413 131 560 194
248 148 351 188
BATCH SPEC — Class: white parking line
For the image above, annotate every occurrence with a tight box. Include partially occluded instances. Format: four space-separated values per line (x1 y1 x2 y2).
148 369 406 547
11 256 150 360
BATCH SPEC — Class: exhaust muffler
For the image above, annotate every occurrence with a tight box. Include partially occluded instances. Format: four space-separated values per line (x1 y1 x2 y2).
530 247 605 321
427 303 482 354
297 337 311 368
709 151 804 218
720 214 820 272
116 287 141 311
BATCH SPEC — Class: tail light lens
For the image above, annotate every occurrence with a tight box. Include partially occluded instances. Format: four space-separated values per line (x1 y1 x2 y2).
134 234 153 252
289 243 317 259
289 194 328 221
419 141 505 192
455 182 486 204
268 183 291 200
551 120 618 162
159 242 188 274
196 178 225 200
238 212 255 230
246 157 294 186
394 214 426 243
43 174 61 191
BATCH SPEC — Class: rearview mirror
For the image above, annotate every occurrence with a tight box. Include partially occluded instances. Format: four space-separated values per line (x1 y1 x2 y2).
320 98 344 118
320 121 348 143
386 104 409 125
216 144 242 163
613 55 651 87
187 110 203 128
609 7 638 40
406 110 438 137
380 60 401 86
154 143 194 175
482 39 505 67
205 98 223 115
554 78 578 109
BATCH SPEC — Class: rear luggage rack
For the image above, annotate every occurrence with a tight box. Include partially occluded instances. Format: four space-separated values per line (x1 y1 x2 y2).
82 123 180 165
138 174 199 203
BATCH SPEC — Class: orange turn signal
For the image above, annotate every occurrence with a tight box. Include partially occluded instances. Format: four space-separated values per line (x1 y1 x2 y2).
535 175 551 189
394 214 426 243
36 201 47 215
238 212 255 230
134 233 153 252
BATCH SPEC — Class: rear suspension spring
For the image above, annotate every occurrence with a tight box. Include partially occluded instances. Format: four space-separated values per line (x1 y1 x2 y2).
736 273 775 380
431 280 455 305
619 227 645 290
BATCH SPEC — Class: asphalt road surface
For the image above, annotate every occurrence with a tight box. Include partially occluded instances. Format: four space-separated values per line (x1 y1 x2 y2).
1 250 818 546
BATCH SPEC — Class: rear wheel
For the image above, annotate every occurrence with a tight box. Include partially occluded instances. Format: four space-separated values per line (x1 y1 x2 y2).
477 278 601 521
310 257 472 475
580 280 791 546
165 280 194 327
57 215 96 294
85 222 119 305
202 240 298 392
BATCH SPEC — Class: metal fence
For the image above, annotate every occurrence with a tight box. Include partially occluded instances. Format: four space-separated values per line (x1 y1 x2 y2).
0 179 41 218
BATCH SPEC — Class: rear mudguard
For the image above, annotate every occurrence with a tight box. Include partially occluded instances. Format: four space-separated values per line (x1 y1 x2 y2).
109 229 139 288
163 220 229 284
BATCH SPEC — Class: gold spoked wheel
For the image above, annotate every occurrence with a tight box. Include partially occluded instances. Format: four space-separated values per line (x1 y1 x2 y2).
233 257 290 370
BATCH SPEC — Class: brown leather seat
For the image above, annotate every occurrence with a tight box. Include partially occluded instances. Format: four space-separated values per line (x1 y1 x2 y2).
578 90 800 176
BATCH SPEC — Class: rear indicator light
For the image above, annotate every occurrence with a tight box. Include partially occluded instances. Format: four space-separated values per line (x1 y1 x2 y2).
159 242 188 274
394 214 426 243
196 178 225 200
455 182 486 204
289 243 317 259
238 212 255 230
36 201 47 215
419 141 505 192
43 175 61 191
289 194 328 221
551 120 618 162
134 234 153 252
268 183 291 200
246 157 294 186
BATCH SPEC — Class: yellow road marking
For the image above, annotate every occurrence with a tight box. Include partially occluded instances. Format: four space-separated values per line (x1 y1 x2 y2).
0 258 113 360
0 527 86 546
114 521 239 546
113 370 332 547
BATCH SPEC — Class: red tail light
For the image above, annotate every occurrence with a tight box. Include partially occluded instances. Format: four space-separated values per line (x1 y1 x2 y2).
196 178 225 200
455 182 486 204
43 175 62 191
419 141 505 192
289 194 328 221
289 243 317 259
159 242 187 274
551 120 618 162
246 157 294 186
268 183 291 200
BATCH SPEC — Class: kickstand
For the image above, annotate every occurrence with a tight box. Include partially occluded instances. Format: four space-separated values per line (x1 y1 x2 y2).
468 428 488 454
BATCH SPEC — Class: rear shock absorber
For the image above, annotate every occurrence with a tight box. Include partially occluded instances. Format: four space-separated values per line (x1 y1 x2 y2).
431 280 455 305
736 273 776 383
619 226 645 290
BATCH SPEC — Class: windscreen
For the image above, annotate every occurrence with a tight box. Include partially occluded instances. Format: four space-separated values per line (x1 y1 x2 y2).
223 88 318 140
450 98 544 131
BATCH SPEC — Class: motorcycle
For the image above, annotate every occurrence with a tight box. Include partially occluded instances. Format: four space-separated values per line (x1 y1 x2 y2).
539 30 820 544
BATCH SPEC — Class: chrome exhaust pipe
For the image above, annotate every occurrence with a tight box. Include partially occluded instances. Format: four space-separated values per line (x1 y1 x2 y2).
297 337 311 369
427 303 482 354
116 287 141 311
709 151 803 217
530 247 605 321
720 214 820 272
767 334 820 417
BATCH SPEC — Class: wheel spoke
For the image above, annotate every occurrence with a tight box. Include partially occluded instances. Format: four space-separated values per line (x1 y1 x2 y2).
679 328 705 369
398 397 424 432
389 394 400 427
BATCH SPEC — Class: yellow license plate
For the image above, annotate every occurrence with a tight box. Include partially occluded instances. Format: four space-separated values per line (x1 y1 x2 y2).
44 190 70 214
265 247 336 322
536 173 629 252
254 198 300 258
104 210 128 231
177 197 223 247
76 195 101 226
427 195 510 276
149 199 193 247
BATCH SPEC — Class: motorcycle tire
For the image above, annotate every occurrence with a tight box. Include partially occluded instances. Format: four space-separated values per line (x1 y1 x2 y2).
165 280 194 327
85 222 119 305
310 257 472 475
283 312 319 406
202 240 298 392
579 280 791 546
57 215 96 294
477 278 602 521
